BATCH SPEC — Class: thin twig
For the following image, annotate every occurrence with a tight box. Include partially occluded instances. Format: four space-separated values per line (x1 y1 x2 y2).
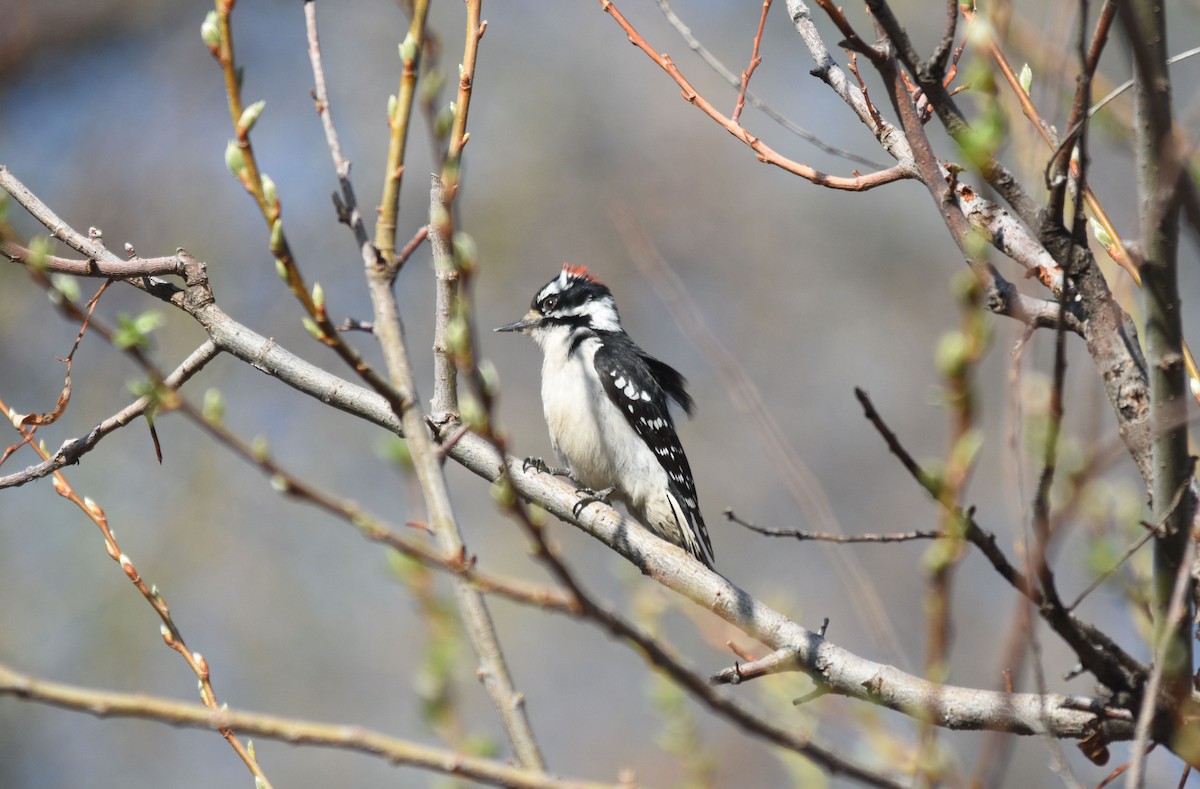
853 387 1146 693
656 0 882 167
725 509 939 543
0 660 613 789
0 392 269 786
599 0 912 191
0 341 220 489
732 0 772 124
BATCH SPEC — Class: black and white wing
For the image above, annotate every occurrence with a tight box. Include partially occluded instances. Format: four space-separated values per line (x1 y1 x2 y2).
593 337 714 566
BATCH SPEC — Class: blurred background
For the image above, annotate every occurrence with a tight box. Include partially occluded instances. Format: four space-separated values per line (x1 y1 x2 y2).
2 0 1200 786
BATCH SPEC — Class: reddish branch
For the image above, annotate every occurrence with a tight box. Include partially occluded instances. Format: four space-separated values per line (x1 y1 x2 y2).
599 0 911 191
732 0 772 123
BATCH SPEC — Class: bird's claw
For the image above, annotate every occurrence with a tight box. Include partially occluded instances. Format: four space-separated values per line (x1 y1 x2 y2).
571 486 615 518
522 457 571 477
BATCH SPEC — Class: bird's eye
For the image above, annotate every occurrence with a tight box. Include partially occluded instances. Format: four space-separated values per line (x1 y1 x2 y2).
542 295 559 312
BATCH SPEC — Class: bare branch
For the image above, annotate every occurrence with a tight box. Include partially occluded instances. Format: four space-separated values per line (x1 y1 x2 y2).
0 341 220 489
599 0 914 191
1 241 187 279
0 661 613 789
726 509 940 543
655 0 883 167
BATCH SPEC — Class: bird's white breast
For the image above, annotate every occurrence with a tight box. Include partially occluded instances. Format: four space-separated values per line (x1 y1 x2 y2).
538 333 669 504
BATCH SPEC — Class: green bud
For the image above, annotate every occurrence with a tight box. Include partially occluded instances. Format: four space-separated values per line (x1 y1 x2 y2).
922 538 959 574
935 330 968 379
269 218 284 254
963 227 990 264
26 235 52 272
302 316 324 340
200 11 220 49
460 393 487 432
1018 63 1032 95
419 67 446 103
311 282 325 310
434 105 454 140
489 476 515 508
430 202 451 234
950 267 982 303
451 231 478 273
478 359 499 397
379 435 413 471
446 315 470 356
270 474 290 493
919 460 945 499
275 258 288 281
949 428 984 474
238 100 265 134
1090 217 1114 249
202 387 225 424
387 94 398 121
251 436 270 461
261 173 278 207
398 32 418 63
224 139 245 177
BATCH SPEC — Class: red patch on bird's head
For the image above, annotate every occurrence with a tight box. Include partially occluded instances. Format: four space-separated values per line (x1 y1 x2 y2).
562 263 600 284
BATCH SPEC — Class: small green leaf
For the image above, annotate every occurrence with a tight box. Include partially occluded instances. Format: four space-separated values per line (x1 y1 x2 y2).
49 273 80 303
26 236 52 272
114 311 164 350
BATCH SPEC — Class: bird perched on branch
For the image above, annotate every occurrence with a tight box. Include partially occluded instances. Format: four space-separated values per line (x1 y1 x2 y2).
495 264 713 568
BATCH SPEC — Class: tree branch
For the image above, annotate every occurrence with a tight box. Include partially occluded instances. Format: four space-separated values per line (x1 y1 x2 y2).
600 0 915 190
0 661 611 789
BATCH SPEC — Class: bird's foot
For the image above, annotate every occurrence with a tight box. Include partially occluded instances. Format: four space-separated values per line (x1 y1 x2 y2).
572 486 615 518
522 457 573 477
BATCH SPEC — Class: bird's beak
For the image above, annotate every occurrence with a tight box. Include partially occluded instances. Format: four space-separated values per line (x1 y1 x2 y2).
494 309 541 334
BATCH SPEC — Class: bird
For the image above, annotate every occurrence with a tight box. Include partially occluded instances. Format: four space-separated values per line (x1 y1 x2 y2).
494 264 714 568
